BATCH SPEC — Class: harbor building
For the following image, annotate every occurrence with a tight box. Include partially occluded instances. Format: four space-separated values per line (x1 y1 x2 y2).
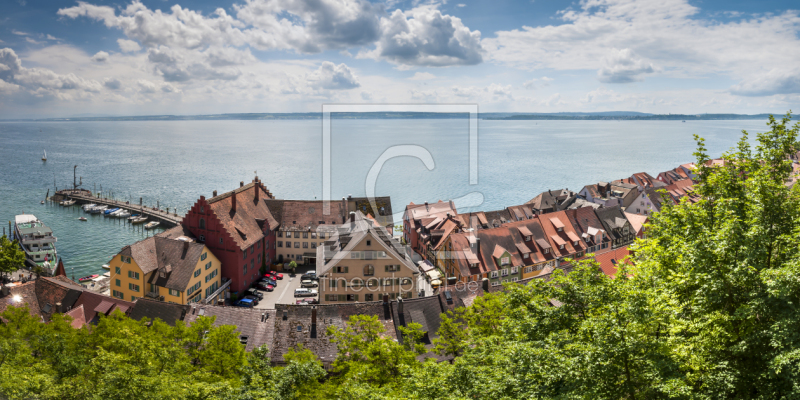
317 211 418 304
263 196 394 268
182 178 277 294
108 234 223 305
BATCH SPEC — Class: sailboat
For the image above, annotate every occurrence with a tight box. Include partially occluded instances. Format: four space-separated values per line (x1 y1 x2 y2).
42 150 47 162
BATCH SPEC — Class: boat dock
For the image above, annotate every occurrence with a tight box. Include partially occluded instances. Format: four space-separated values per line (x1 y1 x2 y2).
54 190 183 228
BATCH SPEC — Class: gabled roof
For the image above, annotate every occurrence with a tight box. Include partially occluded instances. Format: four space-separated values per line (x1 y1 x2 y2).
186 304 276 353
594 246 632 277
594 206 632 240
265 199 348 231
121 236 208 291
128 298 189 326
64 305 86 329
526 189 578 212
72 291 133 323
624 212 648 235
565 207 609 248
205 179 276 251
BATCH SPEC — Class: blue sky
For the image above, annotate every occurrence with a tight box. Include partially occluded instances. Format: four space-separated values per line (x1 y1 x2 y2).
0 0 799 118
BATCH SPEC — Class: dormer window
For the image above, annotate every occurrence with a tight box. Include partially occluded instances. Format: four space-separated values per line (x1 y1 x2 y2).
574 241 580 246
557 227 563 232
544 248 549 254
559 244 565 250
501 256 510 266
525 235 531 242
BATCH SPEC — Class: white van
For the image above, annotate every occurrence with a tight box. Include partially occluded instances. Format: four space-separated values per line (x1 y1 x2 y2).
294 288 318 298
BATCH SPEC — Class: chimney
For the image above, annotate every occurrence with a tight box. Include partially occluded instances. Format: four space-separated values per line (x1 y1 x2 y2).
425 201 429 211
482 277 489 292
240 181 244 188
212 190 217 197
261 312 266 322
311 306 317 338
231 191 237 213
398 298 404 315
350 212 355 223
383 294 389 304
254 183 260 202
282 310 288 320
183 241 189 254
56 302 63 313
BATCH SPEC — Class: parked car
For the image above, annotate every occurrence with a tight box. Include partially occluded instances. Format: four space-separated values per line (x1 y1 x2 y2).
301 272 318 281
294 288 318 298
255 283 274 291
300 279 318 288
243 295 260 305
265 271 284 280
245 288 264 299
259 278 277 287
296 298 319 305
235 298 254 308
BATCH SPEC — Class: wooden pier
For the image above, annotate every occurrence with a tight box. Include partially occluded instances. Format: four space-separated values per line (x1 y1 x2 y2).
55 190 183 228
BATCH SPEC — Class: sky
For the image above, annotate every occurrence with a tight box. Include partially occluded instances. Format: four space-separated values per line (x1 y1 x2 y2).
0 0 799 118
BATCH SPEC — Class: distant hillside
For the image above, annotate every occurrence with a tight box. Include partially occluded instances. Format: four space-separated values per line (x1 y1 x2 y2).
2 111 777 122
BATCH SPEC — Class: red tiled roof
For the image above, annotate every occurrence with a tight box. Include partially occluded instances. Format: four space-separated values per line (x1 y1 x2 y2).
549 217 564 229
566 231 580 242
594 247 632 277
517 225 533 237
65 305 86 329
206 180 276 251
94 300 114 314
550 235 566 246
72 291 134 322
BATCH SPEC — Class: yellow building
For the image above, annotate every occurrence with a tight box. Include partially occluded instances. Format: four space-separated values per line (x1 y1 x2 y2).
109 235 223 305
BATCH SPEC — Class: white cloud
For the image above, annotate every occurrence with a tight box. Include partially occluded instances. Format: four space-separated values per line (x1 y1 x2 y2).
46 34 61 41
117 39 141 52
137 79 157 93
307 61 360 89
25 37 44 45
11 30 28 36
597 48 654 83
362 5 483 67
0 47 103 99
483 0 800 96
103 77 121 90
91 51 109 62
730 69 800 97
457 4 466 7
409 71 435 80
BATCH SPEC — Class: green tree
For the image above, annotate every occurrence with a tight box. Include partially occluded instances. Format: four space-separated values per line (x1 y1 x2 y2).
288 260 297 275
0 235 25 278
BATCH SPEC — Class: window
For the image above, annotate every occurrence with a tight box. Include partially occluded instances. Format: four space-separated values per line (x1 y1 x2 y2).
200 206 204 213
335 266 349 273
311 232 317 239
244 263 248 274
559 244 565 249
205 261 212 270
347 294 358 301
303 232 308 238
365 294 374 301
525 235 531 242
131 296 137 301
366 240 371 246
490 271 499 278
199 235 205 242
401 277 412 286
351 279 364 287
169 289 180 296
205 269 218 283
128 271 140 280
201 252 207 261
294 232 300 238
511 266 519 274
501 256 510 266
199 218 205 229
194 269 201 278
115 279 121 287
524 266 533 273
501 269 509 276
574 241 580 246
250 259 254 272
523 253 529 259
243 251 247 260
115 266 121 274
364 265 374 276
219 237 223 244
385 265 400 272
257 241 261 249
303 242 309 248
326 294 336 301
311 242 316 249
294 242 300 248
129 283 140 292
278 232 283 238
112 290 123 299
367 278 379 287
278 241 283 248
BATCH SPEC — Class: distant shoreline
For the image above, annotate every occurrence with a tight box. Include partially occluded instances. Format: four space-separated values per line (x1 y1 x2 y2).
0 111 777 122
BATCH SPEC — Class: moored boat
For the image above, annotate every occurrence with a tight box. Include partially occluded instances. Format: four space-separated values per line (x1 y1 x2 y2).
63 200 76 206
102 264 110 270
78 217 87 221
13 214 57 274
144 221 160 230
89 205 107 214
82 203 96 211
132 217 148 224
104 208 120 215
78 274 99 282
127 214 140 222
115 210 131 218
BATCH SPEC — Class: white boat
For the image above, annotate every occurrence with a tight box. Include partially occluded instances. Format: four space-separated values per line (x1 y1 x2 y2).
63 200 76 206
127 214 140 222
82 203 96 211
132 216 148 224
42 150 46 162
13 214 57 274
102 272 110 278
102 264 110 270
115 210 131 218
144 221 160 230
89 205 107 214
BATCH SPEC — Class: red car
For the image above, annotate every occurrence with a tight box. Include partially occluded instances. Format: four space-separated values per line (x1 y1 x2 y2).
265 272 284 280
255 283 274 291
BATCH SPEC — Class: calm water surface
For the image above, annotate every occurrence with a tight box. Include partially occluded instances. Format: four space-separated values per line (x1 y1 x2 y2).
0 119 770 276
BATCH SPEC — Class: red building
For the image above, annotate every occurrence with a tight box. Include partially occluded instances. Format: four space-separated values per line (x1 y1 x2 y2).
182 177 278 294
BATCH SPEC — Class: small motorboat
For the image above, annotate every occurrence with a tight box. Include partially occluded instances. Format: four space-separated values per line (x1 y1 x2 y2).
128 214 140 222
78 274 99 282
102 264 110 270
132 217 148 224
41 200 45 204
90 206 107 214
82 203 96 211
102 272 110 278
144 221 160 230
115 210 131 218
63 200 76 206
42 149 47 162
78 217 87 221
104 208 120 215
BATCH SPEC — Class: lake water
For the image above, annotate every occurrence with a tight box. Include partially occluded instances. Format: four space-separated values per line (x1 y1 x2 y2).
0 118 771 277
